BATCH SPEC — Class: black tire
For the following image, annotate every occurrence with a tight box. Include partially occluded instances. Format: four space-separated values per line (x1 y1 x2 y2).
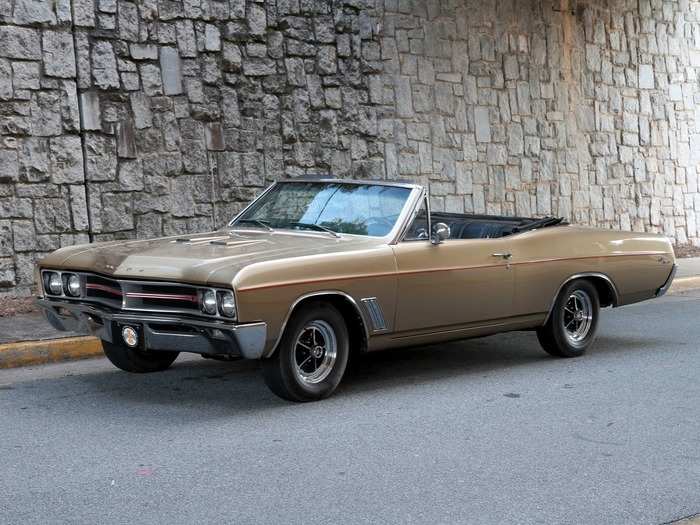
536 279 600 358
101 340 179 373
262 302 349 402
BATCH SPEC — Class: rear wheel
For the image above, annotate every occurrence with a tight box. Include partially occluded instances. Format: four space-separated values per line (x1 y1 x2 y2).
101 340 179 373
262 302 349 402
537 280 600 358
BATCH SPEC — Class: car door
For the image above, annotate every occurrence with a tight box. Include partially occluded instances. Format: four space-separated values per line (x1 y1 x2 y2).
390 204 515 334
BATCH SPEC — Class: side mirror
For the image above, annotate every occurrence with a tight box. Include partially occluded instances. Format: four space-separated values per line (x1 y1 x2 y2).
431 222 450 245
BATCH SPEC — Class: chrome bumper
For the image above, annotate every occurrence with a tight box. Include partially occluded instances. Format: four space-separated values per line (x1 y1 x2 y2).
655 263 677 298
37 299 267 359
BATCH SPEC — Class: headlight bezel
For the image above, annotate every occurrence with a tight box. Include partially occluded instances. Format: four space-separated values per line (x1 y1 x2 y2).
201 289 218 315
43 271 64 296
42 270 83 297
65 273 82 297
218 291 236 318
199 288 237 320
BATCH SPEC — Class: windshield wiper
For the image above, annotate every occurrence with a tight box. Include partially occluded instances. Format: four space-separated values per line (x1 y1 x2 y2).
235 219 274 231
288 222 340 238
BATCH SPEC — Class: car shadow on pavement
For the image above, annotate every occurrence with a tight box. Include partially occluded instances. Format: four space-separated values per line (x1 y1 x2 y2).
45 332 544 418
340 331 668 395
55 329 667 417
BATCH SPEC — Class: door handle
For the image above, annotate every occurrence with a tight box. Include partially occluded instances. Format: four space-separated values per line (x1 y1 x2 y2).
491 252 512 260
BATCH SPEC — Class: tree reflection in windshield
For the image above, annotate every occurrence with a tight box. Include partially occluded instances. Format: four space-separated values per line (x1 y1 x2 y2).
234 182 412 237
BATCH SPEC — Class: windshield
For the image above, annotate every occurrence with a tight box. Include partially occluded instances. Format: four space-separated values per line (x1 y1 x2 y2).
233 182 412 237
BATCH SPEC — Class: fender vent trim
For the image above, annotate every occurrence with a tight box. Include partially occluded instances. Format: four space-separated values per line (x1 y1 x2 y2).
360 297 387 332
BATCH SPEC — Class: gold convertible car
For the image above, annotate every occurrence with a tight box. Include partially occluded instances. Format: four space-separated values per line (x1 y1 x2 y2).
37 179 676 401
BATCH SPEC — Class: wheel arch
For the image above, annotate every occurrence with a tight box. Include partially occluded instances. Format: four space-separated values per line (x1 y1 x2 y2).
544 272 619 325
267 291 369 358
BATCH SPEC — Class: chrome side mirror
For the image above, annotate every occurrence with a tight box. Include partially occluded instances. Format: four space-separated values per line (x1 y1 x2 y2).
431 222 450 245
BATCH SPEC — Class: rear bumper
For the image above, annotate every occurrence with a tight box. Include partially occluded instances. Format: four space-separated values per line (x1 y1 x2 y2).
37 299 267 359
655 263 677 298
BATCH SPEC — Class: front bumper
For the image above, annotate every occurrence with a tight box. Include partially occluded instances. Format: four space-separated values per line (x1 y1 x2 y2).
37 299 267 359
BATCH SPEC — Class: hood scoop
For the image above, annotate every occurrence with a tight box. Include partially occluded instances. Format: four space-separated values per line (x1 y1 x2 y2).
171 236 264 248
208 239 263 247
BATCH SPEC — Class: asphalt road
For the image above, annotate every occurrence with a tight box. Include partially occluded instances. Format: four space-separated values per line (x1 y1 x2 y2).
1 291 700 525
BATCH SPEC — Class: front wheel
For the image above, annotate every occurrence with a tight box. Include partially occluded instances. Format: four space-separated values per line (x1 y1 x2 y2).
262 302 349 402
102 340 179 373
536 279 600 358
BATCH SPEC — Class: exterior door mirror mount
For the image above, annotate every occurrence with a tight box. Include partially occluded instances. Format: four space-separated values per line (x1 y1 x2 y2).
431 222 450 245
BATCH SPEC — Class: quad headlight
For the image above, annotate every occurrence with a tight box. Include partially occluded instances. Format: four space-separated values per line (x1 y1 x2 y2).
66 274 81 297
218 291 236 318
43 271 83 297
43 272 64 295
200 289 236 318
201 289 218 315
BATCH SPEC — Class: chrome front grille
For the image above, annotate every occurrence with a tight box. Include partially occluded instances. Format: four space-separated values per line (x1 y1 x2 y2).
85 274 123 307
120 282 200 311
47 271 229 319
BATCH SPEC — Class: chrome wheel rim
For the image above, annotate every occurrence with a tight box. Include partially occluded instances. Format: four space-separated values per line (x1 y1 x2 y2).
293 320 337 384
562 290 593 345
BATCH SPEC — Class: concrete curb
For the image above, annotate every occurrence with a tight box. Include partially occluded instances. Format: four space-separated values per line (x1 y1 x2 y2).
0 275 698 371
668 276 700 294
0 336 102 369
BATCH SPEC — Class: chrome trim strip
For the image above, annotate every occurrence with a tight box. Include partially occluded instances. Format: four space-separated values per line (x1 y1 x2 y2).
124 292 198 302
511 252 668 265
227 182 278 227
543 272 620 325
393 187 429 244
85 283 122 297
387 186 425 245
427 187 432 243
236 272 397 292
275 178 422 189
389 313 544 340
268 290 371 359
236 252 660 293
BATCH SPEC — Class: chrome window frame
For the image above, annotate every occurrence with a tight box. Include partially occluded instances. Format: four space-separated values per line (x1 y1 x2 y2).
394 187 432 244
227 179 424 245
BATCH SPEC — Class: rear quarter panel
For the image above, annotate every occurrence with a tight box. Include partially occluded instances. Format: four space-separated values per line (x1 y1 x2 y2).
509 226 674 316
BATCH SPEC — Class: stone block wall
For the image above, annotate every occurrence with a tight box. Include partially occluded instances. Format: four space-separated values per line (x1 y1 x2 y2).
0 0 699 296
0 5 89 295
372 0 700 239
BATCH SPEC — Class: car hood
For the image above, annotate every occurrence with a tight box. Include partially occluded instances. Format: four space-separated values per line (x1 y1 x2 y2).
40 229 386 287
